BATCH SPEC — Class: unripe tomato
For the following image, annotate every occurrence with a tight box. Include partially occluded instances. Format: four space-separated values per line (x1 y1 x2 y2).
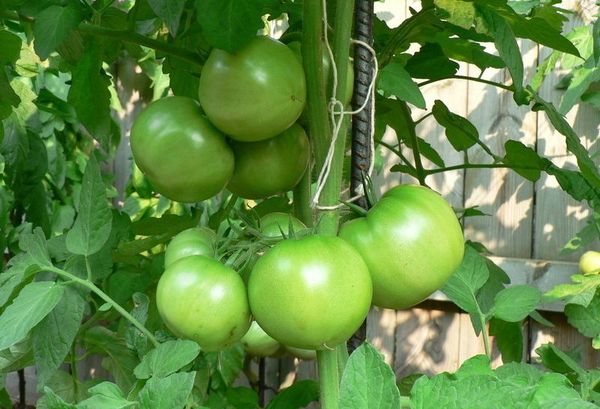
286 346 316 360
248 235 372 350
164 227 217 268
241 321 281 357
198 36 306 142
579 251 600 275
340 185 465 309
260 212 307 238
156 256 250 351
130 96 234 203
227 124 310 199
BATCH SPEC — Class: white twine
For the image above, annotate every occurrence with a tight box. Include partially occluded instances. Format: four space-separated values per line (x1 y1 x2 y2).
310 1 379 210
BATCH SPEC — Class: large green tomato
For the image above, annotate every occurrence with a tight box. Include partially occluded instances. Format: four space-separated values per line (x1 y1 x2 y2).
164 227 217 268
260 212 307 238
579 251 600 275
286 346 316 361
241 321 281 357
248 235 372 350
156 256 250 351
339 185 465 309
198 36 306 142
130 96 234 203
227 124 310 199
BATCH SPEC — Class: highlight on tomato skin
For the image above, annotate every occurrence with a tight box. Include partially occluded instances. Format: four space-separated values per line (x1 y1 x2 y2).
198 36 307 142
340 184 465 310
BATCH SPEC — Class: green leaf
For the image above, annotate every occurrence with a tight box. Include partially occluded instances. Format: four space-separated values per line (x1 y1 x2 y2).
132 214 199 236
0 282 64 351
206 344 245 387
434 36 504 71
265 380 319 409
134 339 200 379
492 285 541 322
441 246 489 314
0 70 20 120
476 4 526 104
535 343 586 378
489 319 523 363
67 43 112 148
559 60 600 114
544 275 600 307
138 372 196 409
339 343 401 409
19 226 52 268
0 30 22 64
405 43 459 80
195 0 265 53
225 387 259 409
434 0 476 29
564 291 600 339
32 287 85 389
378 62 426 109
66 155 112 256
77 382 136 409
531 91 600 190
0 253 39 308
33 4 83 60
41 387 78 409
147 0 186 36
432 100 479 151
503 140 549 182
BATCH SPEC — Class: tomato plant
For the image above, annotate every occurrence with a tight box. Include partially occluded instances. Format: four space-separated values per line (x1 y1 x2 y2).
227 124 310 199
164 227 217 268
130 96 234 203
198 36 307 142
248 235 372 349
156 255 251 351
340 185 465 309
241 321 281 357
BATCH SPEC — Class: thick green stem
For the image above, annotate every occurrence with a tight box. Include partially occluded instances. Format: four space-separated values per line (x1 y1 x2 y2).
48 266 159 347
317 350 340 409
293 170 313 227
480 316 491 358
398 102 426 185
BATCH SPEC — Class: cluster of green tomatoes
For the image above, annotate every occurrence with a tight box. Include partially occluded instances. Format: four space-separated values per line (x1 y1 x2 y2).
131 35 466 356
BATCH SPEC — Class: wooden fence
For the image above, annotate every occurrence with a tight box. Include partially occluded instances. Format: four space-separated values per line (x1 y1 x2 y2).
6 0 600 405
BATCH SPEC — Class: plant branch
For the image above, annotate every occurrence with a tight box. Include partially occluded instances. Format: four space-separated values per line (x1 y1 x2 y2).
293 170 313 226
378 140 417 173
317 350 340 409
398 102 426 185
425 163 540 175
419 75 514 92
480 315 491 358
48 266 159 347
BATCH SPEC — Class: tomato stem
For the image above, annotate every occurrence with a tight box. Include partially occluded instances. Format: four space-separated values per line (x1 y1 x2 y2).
48 266 160 347
317 349 340 409
293 171 313 226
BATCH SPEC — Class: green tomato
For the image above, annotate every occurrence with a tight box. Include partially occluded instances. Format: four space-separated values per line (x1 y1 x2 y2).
260 212 307 238
156 256 250 351
579 251 600 275
339 185 465 309
248 235 372 350
241 321 281 357
198 36 306 142
227 124 310 199
286 346 316 361
130 96 234 203
164 227 217 268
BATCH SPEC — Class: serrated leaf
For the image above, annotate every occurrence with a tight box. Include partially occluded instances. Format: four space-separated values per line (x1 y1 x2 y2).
77 382 136 409
0 282 64 351
147 0 186 36
489 319 523 363
405 43 459 80
33 287 85 389
33 4 83 60
19 226 52 268
441 246 489 314
492 285 541 322
434 0 475 29
67 43 112 148
559 60 600 114
339 343 401 409
535 343 586 378
195 0 264 53
432 100 479 151
565 292 600 340
134 340 200 379
544 275 600 307
205 344 245 387
138 372 196 409
0 253 39 308
66 155 112 256
265 380 319 409
378 62 426 109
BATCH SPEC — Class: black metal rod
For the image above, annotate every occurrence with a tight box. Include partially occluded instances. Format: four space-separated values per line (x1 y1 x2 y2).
348 0 374 354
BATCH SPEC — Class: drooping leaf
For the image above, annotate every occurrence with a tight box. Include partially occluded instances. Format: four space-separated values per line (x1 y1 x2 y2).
378 61 426 109
134 339 200 380
405 43 459 80
503 140 549 182
432 100 479 151
138 372 196 409
0 30 22 64
19 227 52 268
147 0 186 36
491 285 542 322
32 4 83 60
489 318 523 363
0 282 64 351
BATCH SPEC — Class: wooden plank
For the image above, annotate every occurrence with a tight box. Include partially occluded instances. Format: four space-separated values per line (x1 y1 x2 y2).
366 307 397 365
533 0 599 262
463 40 538 258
